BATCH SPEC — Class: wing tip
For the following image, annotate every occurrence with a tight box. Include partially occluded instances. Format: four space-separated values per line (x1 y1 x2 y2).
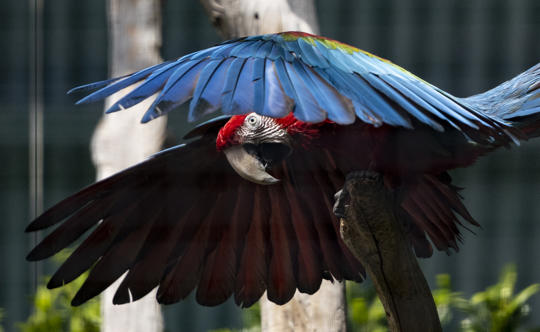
141 108 159 123
74 95 95 106
26 244 57 262
70 285 97 307
70 296 85 307
67 86 80 95
25 249 41 262
105 103 124 114
25 222 40 233
46 276 65 289
112 288 130 305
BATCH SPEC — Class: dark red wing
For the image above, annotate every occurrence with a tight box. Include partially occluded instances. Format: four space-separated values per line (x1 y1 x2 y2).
26 126 364 308
26 118 482 308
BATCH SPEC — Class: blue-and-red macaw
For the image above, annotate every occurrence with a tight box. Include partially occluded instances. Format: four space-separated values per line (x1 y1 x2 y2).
26 32 540 308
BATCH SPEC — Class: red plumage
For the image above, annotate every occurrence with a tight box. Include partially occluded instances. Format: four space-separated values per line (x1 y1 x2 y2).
25 41 540 307
25 110 535 308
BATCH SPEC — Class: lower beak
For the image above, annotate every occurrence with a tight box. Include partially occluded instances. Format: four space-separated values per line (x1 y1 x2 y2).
223 145 280 185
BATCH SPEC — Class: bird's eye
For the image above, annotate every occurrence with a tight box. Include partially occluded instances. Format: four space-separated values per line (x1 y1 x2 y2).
246 114 260 128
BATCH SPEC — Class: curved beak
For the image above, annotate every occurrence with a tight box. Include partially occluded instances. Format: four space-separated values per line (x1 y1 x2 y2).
224 145 281 185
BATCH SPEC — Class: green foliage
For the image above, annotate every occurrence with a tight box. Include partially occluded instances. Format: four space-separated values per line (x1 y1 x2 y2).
0 308 5 332
347 264 540 332
455 264 540 332
22 259 535 332
346 281 386 332
17 251 100 332
432 273 465 326
214 265 539 332
209 302 261 332
241 302 261 332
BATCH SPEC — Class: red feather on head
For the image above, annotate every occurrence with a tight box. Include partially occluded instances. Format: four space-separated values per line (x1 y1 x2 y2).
217 112 328 151
216 115 247 151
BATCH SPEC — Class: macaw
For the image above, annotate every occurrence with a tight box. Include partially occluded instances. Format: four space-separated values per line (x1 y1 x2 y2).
26 32 540 308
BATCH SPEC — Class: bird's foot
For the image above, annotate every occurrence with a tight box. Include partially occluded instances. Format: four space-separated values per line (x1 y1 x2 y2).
345 170 381 183
334 171 383 219
333 189 350 219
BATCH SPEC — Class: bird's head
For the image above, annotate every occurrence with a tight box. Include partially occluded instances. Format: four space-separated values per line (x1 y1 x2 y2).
217 112 317 185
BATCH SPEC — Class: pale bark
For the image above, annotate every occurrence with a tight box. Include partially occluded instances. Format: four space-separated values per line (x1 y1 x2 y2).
337 172 442 332
199 0 320 39
260 280 346 332
199 1 346 332
94 1 165 331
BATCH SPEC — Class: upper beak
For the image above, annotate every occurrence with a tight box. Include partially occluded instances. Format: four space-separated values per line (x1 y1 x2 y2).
223 145 281 185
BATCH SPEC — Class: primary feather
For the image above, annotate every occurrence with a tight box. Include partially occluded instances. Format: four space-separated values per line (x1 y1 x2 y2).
70 31 522 145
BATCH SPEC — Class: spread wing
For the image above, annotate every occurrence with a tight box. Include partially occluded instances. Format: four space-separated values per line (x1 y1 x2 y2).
69 31 514 145
26 117 485 307
26 120 364 308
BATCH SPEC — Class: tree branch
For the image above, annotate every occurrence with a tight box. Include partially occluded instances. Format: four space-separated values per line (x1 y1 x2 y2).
337 171 442 332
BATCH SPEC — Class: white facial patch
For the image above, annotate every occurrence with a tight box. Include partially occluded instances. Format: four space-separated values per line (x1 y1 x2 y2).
235 113 291 145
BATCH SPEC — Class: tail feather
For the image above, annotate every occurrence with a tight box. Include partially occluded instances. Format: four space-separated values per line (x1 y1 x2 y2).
462 63 540 137
401 174 480 254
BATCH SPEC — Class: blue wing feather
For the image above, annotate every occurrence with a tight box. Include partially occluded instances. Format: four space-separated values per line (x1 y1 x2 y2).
252 58 266 114
292 62 354 124
68 31 522 144
221 58 247 114
208 42 241 58
363 73 443 131
188 59 226 120
273 58 297 104
379 75 453 124
262 60 293 118
233 59 256 114
323 67 413 128
105 61 183 114
521 96 540 111
297 39 329 68
238 40 265 58
255 41 274 58
283 61 326 122
315 44 353 73
221 58 252 115
75 61 174 105
67 76 125 95
193 58 235 119
267 43 285 61
509 106 540 118
381 75 475 130
228 41 255 57
274 58 316 122
142 60 208 123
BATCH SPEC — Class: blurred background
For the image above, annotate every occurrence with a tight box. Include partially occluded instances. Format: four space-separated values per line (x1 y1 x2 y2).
1 0 539 331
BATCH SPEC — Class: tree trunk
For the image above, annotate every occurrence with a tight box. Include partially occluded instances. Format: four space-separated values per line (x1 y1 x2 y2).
199 1 346 331
200 0 319 39
93 1 165 331
337 171 442 332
